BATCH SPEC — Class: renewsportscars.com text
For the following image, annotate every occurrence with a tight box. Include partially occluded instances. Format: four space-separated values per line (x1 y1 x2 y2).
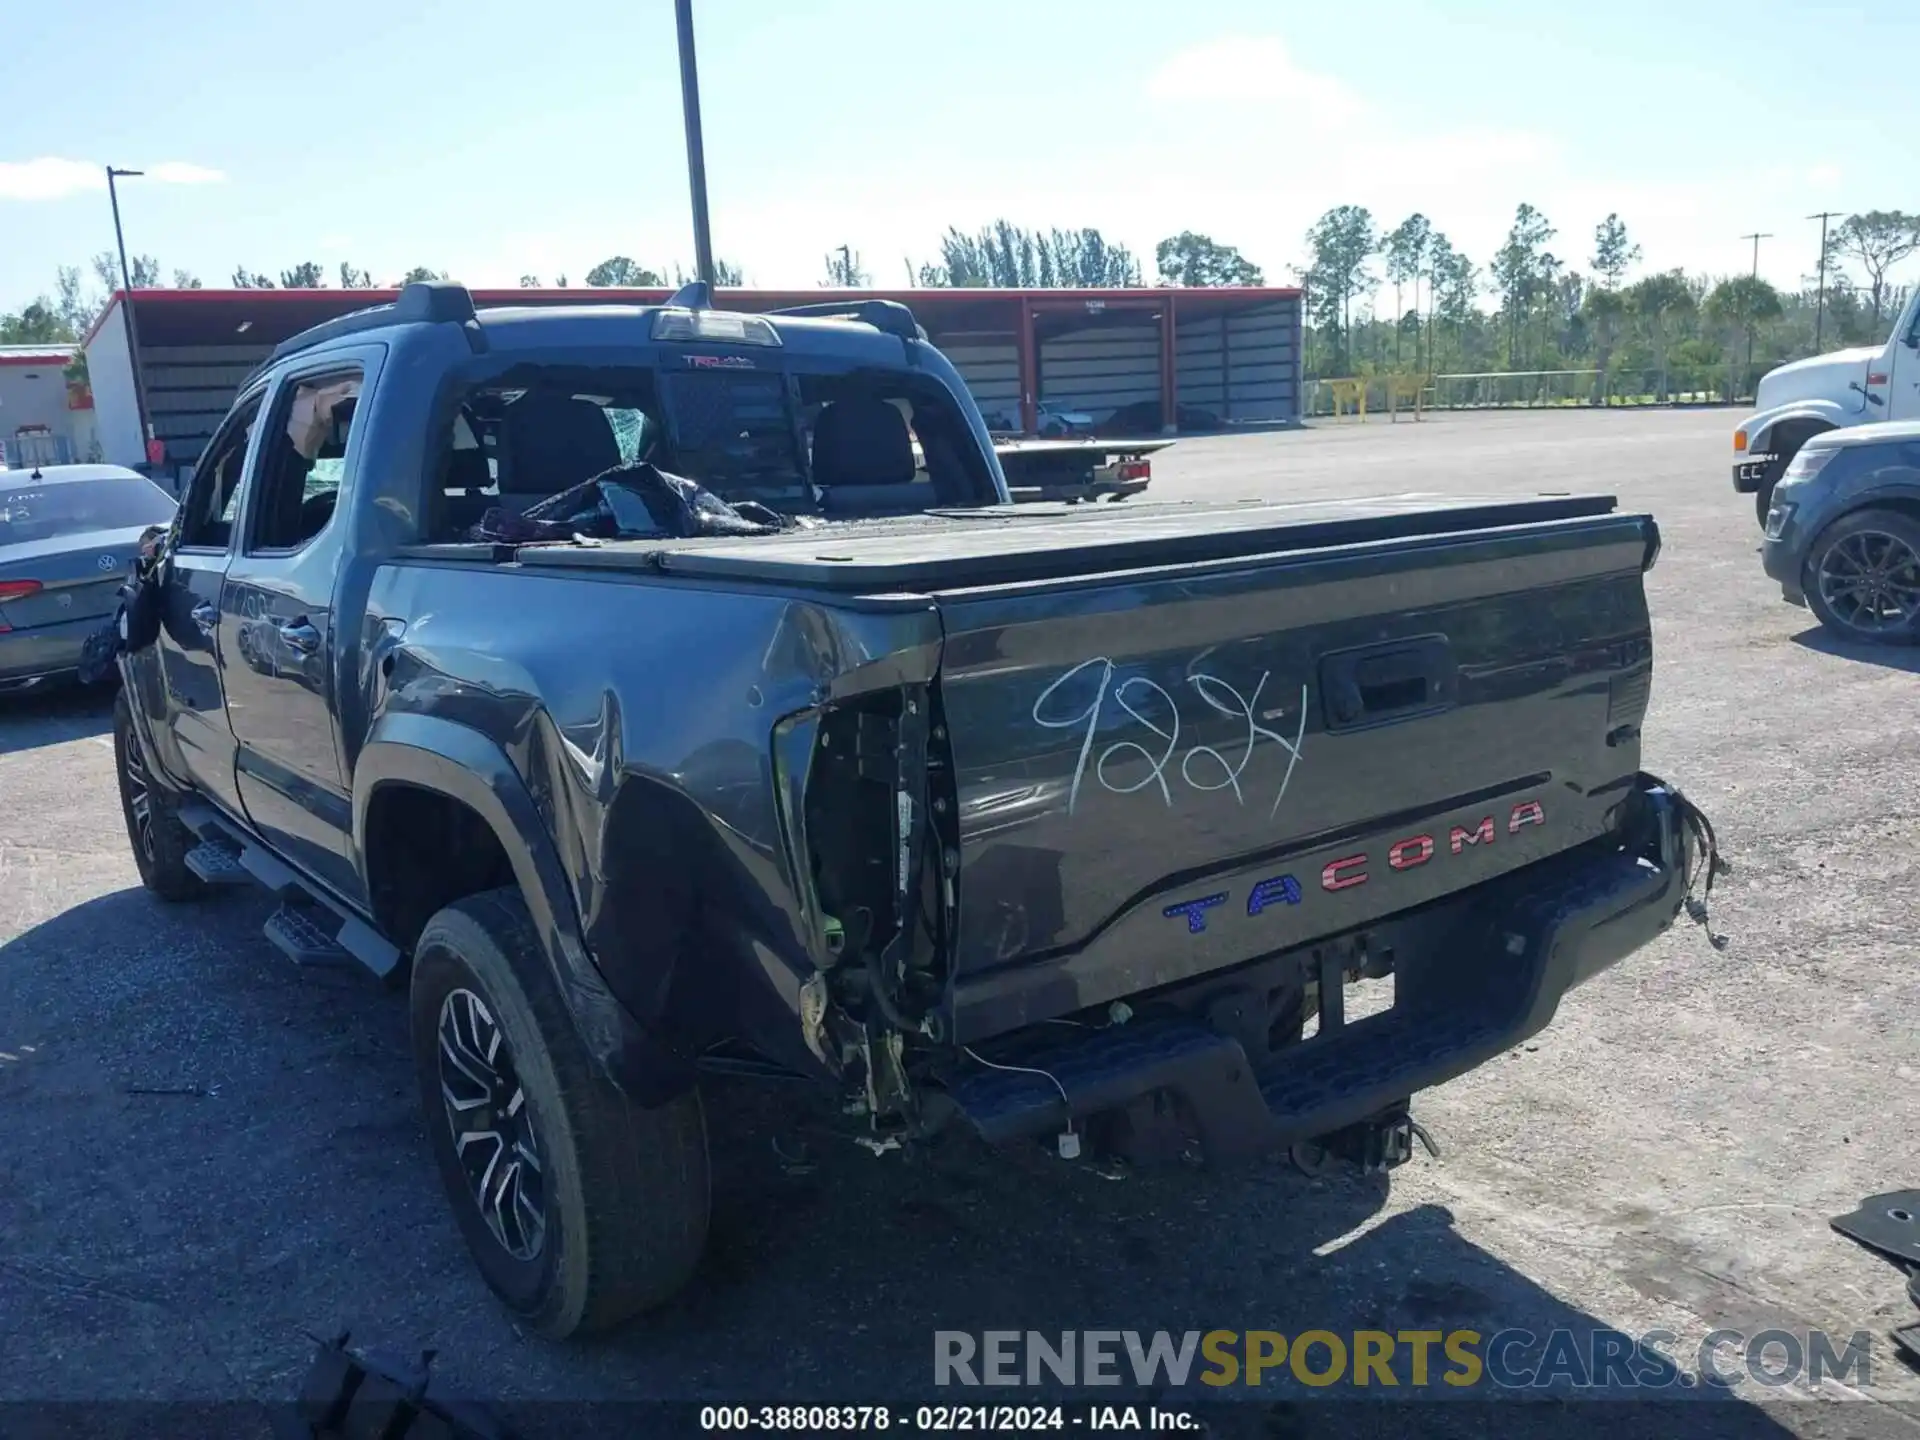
934 1328 1875 1391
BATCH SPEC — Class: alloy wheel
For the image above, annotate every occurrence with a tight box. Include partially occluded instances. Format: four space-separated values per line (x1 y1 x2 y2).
123 737 155 861
437 987 547 1262
1817 530 1920 635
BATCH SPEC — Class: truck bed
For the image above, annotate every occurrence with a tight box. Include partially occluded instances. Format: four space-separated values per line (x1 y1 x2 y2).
517 492 1627 592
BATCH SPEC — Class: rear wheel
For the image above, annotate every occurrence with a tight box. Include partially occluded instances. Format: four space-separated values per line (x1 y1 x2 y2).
113 690 206 902
1804 509 1920 646
409 888 710 1338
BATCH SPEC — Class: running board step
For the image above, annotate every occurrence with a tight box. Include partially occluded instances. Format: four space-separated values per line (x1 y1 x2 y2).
263 902 405 981
265 904 355 968
184 839 250 887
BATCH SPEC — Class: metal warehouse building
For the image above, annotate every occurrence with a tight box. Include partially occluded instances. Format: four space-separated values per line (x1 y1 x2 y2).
82 283 1302 478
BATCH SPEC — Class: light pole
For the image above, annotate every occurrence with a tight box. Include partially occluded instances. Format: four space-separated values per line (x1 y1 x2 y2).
1739 231 1773 395
106 165 155 464
1808 211 1840 351
674 0 716 288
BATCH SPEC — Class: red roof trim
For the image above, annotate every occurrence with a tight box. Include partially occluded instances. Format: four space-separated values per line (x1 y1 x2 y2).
80 282 1304 350
0 353 73 368
81 290 125 348
100 282 1302 309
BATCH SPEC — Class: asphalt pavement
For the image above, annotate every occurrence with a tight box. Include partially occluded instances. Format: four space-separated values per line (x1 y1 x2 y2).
3 408 1918 1437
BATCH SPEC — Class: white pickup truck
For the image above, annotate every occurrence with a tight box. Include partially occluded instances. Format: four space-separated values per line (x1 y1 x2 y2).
1734 285 1920 526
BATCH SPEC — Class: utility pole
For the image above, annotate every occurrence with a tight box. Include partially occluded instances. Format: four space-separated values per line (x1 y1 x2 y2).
673 0 715 288
1739 232 1774 393
106 166 155 464
1808 211 1841 351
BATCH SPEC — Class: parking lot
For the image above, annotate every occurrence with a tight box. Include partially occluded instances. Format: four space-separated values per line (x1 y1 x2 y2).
3 408 1918 1434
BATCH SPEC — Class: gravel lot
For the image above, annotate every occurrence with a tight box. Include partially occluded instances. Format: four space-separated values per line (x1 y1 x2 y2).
3 408 1918 1437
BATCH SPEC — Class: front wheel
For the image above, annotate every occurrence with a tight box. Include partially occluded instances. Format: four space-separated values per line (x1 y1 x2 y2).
1804 509 1920 646
113 689 207 902
410 888 710 1338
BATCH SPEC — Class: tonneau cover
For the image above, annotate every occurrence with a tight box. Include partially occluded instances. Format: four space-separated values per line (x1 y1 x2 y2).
515 492 1621 592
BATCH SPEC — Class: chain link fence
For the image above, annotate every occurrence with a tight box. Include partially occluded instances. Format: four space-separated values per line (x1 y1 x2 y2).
1305 365 1766 419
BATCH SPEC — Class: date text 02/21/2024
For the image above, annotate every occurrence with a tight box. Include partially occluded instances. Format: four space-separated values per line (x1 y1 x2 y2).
697 1403 1199 1431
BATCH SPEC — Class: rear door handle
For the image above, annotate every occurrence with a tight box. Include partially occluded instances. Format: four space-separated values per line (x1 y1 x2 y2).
276 618 321 655
190 601 218 637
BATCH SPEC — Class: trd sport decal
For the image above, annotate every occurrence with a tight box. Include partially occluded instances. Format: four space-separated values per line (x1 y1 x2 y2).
1161 800 1545 932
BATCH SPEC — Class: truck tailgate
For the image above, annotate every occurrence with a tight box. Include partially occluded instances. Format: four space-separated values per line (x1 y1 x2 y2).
931 511 1657 1042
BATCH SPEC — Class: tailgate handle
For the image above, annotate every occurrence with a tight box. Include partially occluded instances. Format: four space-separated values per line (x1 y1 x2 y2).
1321 637 1455 730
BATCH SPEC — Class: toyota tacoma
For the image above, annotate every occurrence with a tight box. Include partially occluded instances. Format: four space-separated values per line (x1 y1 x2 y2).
102 282 1723 1339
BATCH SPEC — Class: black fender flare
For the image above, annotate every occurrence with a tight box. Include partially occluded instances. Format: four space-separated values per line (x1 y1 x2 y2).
353 712 692 1104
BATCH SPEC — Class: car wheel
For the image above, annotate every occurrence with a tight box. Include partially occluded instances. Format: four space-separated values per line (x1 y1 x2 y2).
1804 509 1920 646
113 689 207 902
410 887 710 1339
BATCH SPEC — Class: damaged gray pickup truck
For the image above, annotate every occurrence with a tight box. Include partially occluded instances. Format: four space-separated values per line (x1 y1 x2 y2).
106 282 1724 1338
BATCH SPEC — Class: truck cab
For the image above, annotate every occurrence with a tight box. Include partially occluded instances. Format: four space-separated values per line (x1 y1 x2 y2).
1733 286 1920 525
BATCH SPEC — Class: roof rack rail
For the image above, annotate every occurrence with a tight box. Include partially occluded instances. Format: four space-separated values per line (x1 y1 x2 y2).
245 281 483 385
766 299 925 343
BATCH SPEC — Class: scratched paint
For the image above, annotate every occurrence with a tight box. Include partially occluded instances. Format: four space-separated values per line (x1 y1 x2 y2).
1030 657 1309 818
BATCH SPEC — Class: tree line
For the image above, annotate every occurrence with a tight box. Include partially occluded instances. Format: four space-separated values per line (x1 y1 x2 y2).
1296 205 1920 391
5 210 1914 398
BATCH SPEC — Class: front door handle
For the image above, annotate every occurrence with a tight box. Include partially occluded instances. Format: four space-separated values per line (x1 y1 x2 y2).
190 601 218 637
276 618 321 655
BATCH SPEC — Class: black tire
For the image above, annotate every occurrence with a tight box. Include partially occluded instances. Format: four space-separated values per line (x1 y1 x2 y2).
1754 428 1827 529
1803 508 1920 646
409 888 710 1338
113 689 207 902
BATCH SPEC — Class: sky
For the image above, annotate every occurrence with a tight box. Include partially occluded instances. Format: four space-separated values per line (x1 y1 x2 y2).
3 0 1917 316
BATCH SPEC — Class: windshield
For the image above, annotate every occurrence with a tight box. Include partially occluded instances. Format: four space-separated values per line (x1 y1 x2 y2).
0 478 177 546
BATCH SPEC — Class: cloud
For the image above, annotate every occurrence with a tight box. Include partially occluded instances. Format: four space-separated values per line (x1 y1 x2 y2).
0 157 225 201
147 161 226 186
1147 36 1366 126
0 158 103 201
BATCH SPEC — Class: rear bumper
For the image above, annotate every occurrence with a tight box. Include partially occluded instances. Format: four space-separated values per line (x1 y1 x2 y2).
0 616 97 687
944 772 1698 1157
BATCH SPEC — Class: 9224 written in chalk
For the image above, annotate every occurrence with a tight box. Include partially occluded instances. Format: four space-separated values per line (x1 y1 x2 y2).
1031 657 1308 818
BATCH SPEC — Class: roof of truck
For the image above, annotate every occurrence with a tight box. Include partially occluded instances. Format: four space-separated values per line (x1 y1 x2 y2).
242 280 924 384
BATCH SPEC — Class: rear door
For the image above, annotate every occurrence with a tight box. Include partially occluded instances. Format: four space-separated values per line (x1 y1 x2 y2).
1889 299 1920 423
219 355 373 900
156 391 267 817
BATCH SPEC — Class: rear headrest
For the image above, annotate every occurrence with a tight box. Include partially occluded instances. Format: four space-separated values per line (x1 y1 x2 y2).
498 391 622 494
442 445 492 493
811 397 915 487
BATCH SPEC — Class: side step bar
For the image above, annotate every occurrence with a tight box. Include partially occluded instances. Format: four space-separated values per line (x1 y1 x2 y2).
176 801 403 982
